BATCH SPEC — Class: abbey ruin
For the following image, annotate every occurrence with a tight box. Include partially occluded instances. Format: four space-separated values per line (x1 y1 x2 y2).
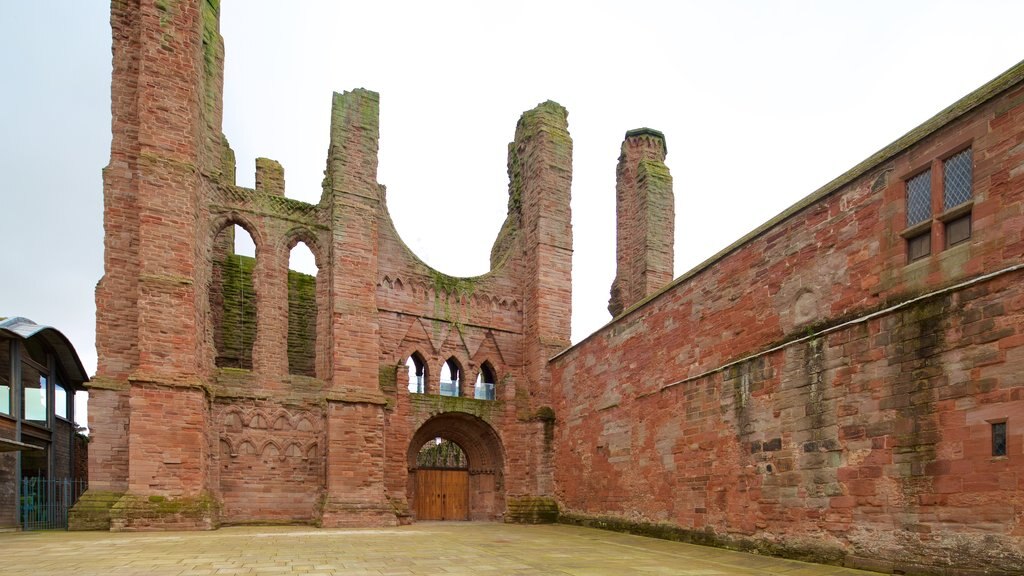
70 1 1024 574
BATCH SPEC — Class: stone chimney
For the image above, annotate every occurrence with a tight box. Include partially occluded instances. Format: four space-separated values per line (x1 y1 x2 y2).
608 128 674 317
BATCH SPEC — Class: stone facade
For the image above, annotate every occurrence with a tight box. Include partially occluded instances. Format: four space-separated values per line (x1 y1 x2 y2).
75 0 566 531
74 0 1024 573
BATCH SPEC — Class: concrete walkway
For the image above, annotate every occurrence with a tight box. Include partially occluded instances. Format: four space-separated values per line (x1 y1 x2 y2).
1 523 877 575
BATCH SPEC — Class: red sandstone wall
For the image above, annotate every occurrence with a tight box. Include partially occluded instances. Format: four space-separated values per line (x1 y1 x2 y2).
214 402 324 523
551 71 1024 573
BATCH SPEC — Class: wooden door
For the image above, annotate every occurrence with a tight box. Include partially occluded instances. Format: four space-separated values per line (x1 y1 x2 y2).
415 469 469 520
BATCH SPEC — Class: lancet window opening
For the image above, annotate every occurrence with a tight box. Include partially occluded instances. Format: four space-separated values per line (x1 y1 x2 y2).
211 223 258 370
406 353 428 394
440 357 461 397
475 361 497 401
287 239 318 377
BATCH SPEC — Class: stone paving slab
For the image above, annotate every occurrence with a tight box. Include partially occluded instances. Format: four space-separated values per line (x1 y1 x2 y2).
0 523 877 575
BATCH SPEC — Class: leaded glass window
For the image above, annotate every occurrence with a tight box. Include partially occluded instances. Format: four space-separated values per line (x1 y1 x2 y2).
993 422 1007 457
943 148 972 210
906 171 931 226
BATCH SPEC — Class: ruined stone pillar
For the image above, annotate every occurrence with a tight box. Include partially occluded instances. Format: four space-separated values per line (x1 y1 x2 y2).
511 101 573 512
608 128 673 317
319 89 395 526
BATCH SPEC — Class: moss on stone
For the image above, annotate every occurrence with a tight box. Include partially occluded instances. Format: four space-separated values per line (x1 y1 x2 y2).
287 268 317 377
409 393 499 423
215 254 256 369
68 490 125 531
429 269 478 298
533 406 556 422
110 493 220 530
379 364 398 409
505 496 559 524
559 513 846 566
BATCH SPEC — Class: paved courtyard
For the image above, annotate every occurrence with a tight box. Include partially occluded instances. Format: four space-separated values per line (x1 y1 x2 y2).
1 523 877 575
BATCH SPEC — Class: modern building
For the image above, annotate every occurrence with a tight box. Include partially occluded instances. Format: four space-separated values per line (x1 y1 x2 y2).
0 317 88 530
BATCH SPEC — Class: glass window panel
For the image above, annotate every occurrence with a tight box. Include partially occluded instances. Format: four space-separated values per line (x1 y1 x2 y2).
992 422 1007 457
23 366 47 423
943 148 972 210
0 340 9 415
906 171 931 226
55 379 67 419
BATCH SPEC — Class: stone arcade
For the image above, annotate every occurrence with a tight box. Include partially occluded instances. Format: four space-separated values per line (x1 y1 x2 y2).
71 1 1024 574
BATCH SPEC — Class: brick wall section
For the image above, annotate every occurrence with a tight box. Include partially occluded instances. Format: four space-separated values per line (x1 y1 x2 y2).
551 71 1024 573
609 129 673 316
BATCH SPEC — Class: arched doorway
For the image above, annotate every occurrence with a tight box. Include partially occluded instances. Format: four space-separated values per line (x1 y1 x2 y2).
407 413 505 521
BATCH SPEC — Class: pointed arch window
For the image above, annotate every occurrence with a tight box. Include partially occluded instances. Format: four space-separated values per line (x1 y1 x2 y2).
288 240 318 377
211 224 258 369
440 357 461 397
406 354 427 394
475 362 496 400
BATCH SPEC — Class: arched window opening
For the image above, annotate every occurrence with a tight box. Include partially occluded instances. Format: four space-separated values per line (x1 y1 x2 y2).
211 224 257 369
406 354 427 394
288 240 317 377
233 224 256 258
439 357 460 397
416 437 467 470
475 362 496 400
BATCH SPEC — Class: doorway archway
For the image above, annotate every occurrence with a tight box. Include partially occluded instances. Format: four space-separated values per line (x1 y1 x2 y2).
407 413 505 521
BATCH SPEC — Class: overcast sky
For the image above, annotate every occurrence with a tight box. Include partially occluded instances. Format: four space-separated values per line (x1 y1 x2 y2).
2 1 1023 426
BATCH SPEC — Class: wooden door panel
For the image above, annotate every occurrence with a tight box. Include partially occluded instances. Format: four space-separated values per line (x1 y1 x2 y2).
415 469 469 520
444 470 468 520
415 469 443 520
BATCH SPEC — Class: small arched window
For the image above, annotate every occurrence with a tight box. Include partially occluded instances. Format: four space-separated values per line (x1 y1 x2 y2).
439 357 461 397
406 354 427 394
475 362 496 400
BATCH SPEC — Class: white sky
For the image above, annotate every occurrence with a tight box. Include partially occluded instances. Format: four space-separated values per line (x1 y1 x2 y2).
2 1 1023 428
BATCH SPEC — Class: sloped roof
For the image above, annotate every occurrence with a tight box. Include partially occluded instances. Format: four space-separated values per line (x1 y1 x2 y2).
0 317 89 388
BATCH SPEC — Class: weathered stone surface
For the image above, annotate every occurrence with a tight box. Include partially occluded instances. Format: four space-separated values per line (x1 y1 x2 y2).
82 0 565 532
79 1 1024 572
551 64 1024 573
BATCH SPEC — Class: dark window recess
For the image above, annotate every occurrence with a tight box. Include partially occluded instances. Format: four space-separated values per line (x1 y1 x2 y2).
946 214 972 247
907 232 931 262
906 171 932 226
943 148 973 209
992 422 1007 457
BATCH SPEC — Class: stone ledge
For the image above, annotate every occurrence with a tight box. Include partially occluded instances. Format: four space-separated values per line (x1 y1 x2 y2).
68 490 125 531
109 493 219 532
319 499 398 528
558 512 845 568
505 496 558 524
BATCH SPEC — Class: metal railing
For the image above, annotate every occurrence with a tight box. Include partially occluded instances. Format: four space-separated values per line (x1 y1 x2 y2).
20 477 88 530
